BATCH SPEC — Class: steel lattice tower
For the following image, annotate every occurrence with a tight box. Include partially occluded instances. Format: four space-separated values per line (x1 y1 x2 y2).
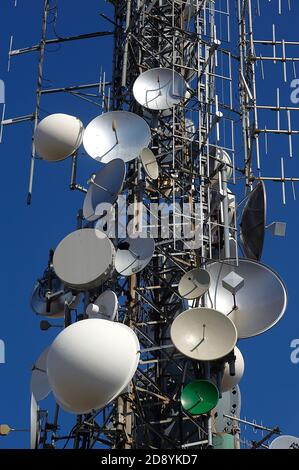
3 0 299 451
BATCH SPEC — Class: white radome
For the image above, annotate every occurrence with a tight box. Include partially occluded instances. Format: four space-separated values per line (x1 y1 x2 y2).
221 346 245 392
34 113 84 162
47 319 140 414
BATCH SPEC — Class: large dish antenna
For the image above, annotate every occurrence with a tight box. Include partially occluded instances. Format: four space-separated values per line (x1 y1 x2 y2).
47 319 140 414
240 182 266 261
206 258 287 338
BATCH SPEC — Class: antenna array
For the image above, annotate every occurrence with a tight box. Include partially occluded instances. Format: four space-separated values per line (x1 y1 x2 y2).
2 0 299 450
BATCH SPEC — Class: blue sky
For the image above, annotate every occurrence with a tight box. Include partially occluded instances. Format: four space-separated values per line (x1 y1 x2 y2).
0 0 299 448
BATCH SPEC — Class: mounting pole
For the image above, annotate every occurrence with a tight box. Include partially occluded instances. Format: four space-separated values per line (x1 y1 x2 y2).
27 0 49 205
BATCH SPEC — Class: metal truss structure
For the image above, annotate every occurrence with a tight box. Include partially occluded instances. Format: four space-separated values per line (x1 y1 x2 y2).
2 0 299 450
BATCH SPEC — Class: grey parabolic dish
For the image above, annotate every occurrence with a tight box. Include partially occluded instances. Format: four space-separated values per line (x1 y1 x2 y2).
53 229 115 290
206 258 287 339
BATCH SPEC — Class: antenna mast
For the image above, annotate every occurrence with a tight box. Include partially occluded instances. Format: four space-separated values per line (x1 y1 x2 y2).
3 0 299 450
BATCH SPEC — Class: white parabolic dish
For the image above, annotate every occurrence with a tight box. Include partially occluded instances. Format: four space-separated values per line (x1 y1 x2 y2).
83 111 151 163
221 346 245 392
34 113 84 162
86 290 118 321
133 68 187 110
30 394 40 449
53 229 115 290
140 148 159 180
47 319 140 414
30 347 51 402
269 435 299 449
170 307 237 361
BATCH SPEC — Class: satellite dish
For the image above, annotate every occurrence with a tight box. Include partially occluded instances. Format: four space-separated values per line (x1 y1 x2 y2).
83 111 151 163
34 113 83 162
30 348 51 402
140 148 159 180
222 347 245 392
115 236 155 276
86 290 118 321
178 267 211 300
206 259 287 338
133 68 187 110
214 385 241 433
170 307 237 361
30 277 79 318
210 147 233 185
240 182 266 261
83 159 125 222
269 435 299 449
181 380 219 416
47 319 140 414
30 394 40 449
53 229 115 290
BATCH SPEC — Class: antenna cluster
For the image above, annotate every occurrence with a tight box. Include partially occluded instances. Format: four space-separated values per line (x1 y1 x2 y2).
2 0 299 450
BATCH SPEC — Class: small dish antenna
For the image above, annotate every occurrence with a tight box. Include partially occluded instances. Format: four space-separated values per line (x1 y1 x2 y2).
139 148 159 180
34 113 83 162
115 236 155 276
30 394 40 449
178 267 211 300
86 290 118 321
30 277 78 318
214 386 241 433
133 68 187 110
83 111 151 163
181 380 219 416
269 435 299 449
221 347 245 392
30 347 51 402
83 158 125 222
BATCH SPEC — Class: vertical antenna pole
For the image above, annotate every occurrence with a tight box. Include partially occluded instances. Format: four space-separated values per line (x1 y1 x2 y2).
27 0 49 205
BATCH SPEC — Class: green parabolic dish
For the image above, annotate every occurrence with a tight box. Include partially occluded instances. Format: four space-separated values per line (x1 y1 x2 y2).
181 380 219 416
